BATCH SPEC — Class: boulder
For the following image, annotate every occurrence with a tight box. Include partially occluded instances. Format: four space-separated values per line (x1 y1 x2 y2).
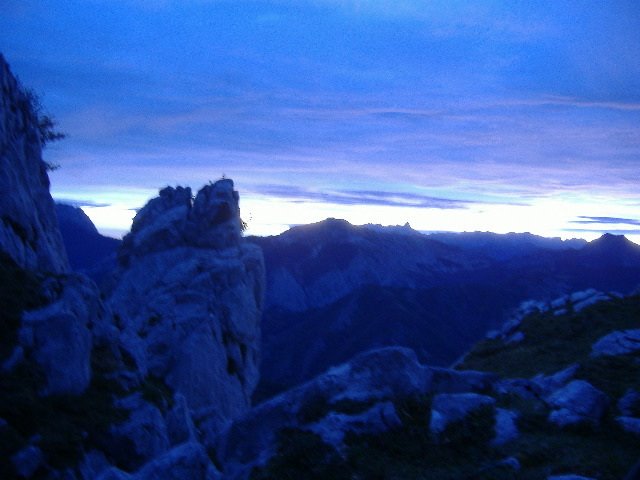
165 394 198 445
547 476 596 480
618 389 640 416
215 347 433 478
429 393 496 435
19 274 106 395
308 401 402 448
547 380 608 427
591 329 640 357
11 445 44 478
133 442 220 480
0 55 69 274
96 468 132 480
79 450 112 480
109 394 170 470
532 364 580 396
616 416 640 436
492 408 519 446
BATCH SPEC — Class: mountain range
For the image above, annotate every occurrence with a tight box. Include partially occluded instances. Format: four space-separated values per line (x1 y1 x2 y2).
54 208 640 400
3 53 640 479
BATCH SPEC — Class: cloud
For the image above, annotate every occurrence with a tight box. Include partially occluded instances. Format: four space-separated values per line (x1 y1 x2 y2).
53 198 112 208
564 228 640 235
251 185 472 209
570 216 640 226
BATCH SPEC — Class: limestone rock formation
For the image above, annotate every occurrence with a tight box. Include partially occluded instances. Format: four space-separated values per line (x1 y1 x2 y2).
429 392 496 436
591 329 640 357
546 380 609 427
216 347 496 478
109 180 265 432
0 54 69 274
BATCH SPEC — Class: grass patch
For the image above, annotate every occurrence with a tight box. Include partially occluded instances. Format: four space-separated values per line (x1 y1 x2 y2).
0 253 45 361
0 258 130 475
458 294 640 379
250 428 351 480
0 346 129 475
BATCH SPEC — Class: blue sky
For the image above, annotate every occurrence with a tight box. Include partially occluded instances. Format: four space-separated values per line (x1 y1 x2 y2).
2 0 640 240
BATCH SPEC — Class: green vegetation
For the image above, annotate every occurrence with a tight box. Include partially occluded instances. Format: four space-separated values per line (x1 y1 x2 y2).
23 88 66 148
253 295 640 479
458 294 640 379
251 429 351 480
0 252 45 361
0 257 129 476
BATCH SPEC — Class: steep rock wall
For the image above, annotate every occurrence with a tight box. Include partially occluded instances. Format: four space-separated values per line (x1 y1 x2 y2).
0 54 69 274
109 180 265 432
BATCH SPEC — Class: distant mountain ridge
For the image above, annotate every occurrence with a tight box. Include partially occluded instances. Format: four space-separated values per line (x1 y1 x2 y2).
55 203 120 279
53 210 640 400
249 218 640 399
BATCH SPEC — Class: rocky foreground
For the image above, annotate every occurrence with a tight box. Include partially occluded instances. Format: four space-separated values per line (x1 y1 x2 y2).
1 53 639 479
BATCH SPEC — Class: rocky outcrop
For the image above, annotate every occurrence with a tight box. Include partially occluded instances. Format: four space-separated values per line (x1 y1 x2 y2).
0 54 69 274
109 180 264 433
215 347 496 478
429 392 496 435
591 329 640 357
18 273 108 395
546 380 609 427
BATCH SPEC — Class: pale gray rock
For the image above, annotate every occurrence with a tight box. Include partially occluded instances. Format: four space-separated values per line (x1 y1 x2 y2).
495 366 582 410
308 401 402 448
505 330 525 344
498 456 520 471
11 445 44 478
79 450 112 480
532 363 580 397
0 55 69 274
109 180 264 433
166 393 198 445
547 475 596 480
1 345 24 372
134 442 220 480
547 380 608 427
551 289 614 316
429 393 496 435
492 408 519 446
618 389 640 416
616 416 640 435
19 274 106 395
110 394 171 470
591 329 640 357
96 468 132 480
215 347 433 478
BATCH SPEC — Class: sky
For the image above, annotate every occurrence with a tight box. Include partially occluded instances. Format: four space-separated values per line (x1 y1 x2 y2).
2 0 640 241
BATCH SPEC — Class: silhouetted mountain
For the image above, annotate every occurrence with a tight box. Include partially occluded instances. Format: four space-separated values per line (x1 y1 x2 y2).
428 230 586 260
250 220 640 400
55 203 120 280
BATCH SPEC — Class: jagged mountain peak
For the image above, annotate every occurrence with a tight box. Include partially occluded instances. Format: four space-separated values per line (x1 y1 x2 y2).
579 232 640 263
587 232 637 249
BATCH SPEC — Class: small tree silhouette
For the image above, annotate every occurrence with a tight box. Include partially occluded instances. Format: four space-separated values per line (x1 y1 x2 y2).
23 88 66 170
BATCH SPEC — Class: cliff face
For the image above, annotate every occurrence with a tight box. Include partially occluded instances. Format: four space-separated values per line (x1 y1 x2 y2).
109 181 265 432
0 55 264 478
0 54 69 274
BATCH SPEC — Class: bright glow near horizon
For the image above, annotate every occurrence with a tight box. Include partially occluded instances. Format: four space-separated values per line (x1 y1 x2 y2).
9 1 638 242
67 190 640 245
